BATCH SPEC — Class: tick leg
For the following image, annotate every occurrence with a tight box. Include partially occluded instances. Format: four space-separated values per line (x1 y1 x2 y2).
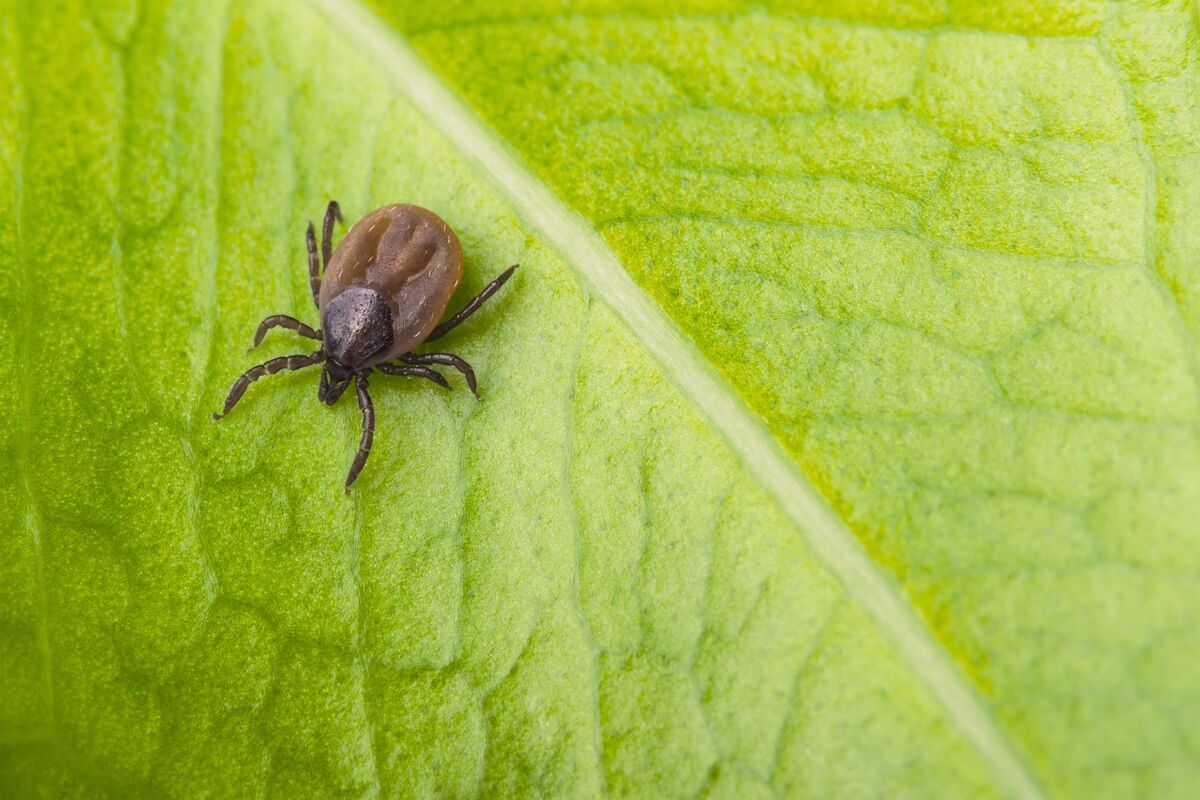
400 352 478 398
212 350 324 419
377 364 450 390
306 222 321 308
426 264 518 342
322 200 343 271
345 370 374 493
249 314 320 351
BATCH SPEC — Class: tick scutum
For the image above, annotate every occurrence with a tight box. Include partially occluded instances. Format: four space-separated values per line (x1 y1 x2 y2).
321 287 395 369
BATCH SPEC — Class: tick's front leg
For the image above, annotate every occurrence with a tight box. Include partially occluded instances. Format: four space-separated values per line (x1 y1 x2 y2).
345 370 375 493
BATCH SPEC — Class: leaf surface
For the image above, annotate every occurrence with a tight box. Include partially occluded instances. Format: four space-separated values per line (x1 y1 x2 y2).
365 1 1200 796
0 0 1197 798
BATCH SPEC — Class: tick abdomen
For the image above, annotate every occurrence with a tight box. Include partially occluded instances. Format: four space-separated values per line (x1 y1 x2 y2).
319 204 463 361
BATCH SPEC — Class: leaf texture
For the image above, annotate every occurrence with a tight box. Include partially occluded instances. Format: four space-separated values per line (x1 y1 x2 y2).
359 1 1200 796
0 0 1197 798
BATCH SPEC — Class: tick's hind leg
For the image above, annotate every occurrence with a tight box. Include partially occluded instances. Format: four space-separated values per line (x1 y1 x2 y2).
426 264 518 342
322 201 343 270
212 350 325 419
306 222 321 307
377 364 450 390
249 314 319 351
400 352 478 398
306 201 344 308
345 371 374 493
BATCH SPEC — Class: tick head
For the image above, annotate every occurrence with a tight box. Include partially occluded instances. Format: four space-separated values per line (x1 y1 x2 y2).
319 360 352 405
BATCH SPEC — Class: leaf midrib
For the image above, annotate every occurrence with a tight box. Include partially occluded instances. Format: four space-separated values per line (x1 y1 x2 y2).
305 1 1047 797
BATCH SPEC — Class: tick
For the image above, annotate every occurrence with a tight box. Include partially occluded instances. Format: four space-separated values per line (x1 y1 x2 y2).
213 201 516 492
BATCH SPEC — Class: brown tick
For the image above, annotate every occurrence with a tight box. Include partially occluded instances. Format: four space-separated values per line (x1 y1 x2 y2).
213 201 516 492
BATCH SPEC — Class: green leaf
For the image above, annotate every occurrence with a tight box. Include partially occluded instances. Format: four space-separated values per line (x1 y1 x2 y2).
0 1 1196 799
369 1 1200 796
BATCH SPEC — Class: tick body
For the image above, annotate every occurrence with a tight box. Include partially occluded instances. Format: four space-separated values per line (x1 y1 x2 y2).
213 202 516 492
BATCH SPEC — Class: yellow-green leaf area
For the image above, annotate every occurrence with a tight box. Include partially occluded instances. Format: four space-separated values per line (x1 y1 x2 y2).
367 0 1200 797
0 0 1014 798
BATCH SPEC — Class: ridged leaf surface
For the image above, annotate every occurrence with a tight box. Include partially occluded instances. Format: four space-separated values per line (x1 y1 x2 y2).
1 0 1197 798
